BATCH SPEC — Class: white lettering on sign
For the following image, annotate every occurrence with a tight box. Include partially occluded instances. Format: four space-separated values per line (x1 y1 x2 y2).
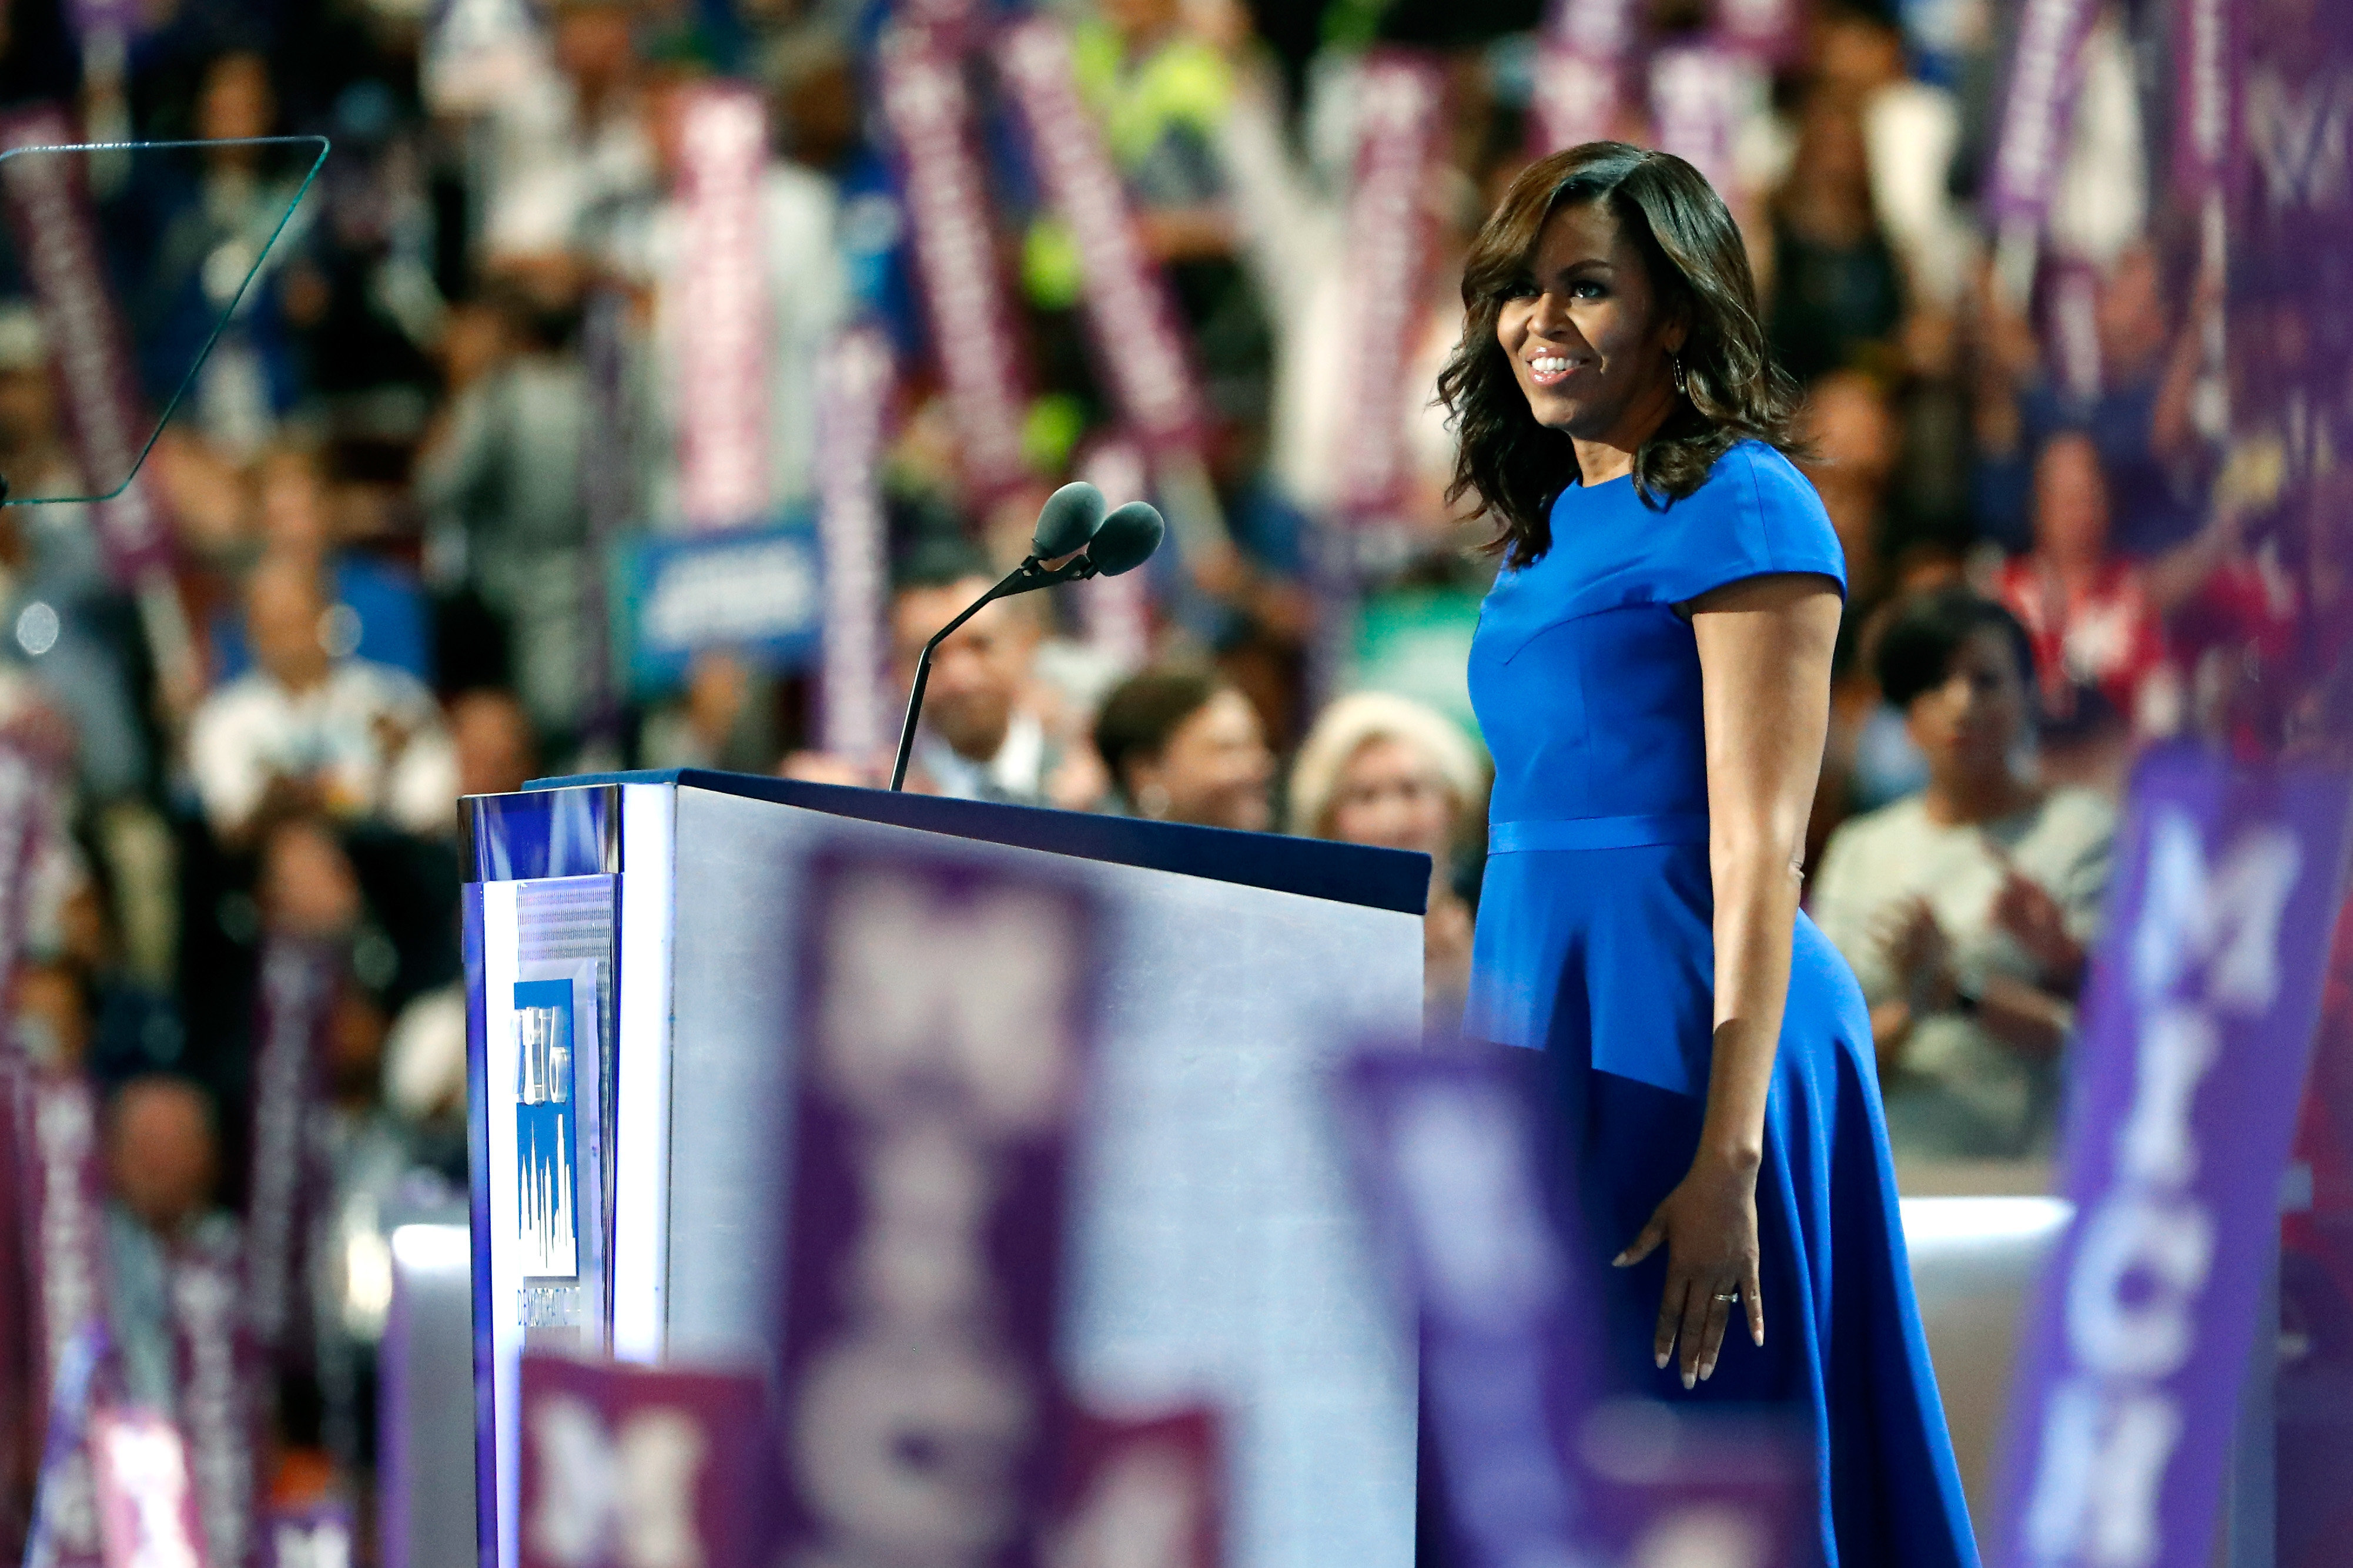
640 536 819 652
2022 806 2305 1567
95 1420 202 1568
528 1395 709 1568
791 870 1080 1558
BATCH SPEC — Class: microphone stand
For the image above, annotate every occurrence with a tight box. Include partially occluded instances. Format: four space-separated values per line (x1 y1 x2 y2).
889 551 1102 792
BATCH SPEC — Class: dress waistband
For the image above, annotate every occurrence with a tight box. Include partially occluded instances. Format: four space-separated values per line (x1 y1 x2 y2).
1488 812 1711 854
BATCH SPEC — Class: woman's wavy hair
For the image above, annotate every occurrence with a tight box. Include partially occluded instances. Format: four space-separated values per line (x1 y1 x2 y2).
1438 142 1802 567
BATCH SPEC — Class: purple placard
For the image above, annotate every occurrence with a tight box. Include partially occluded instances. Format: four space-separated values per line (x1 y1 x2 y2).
1995 746 2353 1568
24 1322 107 1568
995 16 1207 461
815 327 896 761
243 939 340 1361
674 83 772 531
1715 0 1806 65
86 1408 207 1568
170 1234 259 1568
516 1355 767 1568
876 26 1037 504
1073 440 1152 672
1647 41 1755 200
1985 0 2102 230
22 1070 113 1568
1336 51 1446 523
1531 0 1641 152
775 850 1103 1564
2170 0 2243 208
1338 1044 1807 1568
0 106 178 588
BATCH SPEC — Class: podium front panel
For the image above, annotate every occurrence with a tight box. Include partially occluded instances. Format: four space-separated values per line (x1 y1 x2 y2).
467 778 1424 1568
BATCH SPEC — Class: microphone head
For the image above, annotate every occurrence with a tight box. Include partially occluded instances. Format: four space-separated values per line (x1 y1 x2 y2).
1031 481 1106 559
1087 501 1164 577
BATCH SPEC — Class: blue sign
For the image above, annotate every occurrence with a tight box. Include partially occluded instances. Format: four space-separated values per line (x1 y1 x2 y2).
614 521 824 695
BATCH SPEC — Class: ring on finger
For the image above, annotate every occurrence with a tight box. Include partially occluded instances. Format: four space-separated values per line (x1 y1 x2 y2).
1711 1289 1740 1304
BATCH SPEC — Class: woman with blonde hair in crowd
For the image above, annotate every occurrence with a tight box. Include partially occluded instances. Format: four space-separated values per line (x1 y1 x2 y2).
1288 692 1485 1033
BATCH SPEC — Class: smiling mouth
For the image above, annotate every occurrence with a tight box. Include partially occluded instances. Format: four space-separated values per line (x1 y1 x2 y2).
1526 353 1576 387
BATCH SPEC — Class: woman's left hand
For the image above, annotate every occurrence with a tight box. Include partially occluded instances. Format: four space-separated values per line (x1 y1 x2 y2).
1612 1155 1765 1388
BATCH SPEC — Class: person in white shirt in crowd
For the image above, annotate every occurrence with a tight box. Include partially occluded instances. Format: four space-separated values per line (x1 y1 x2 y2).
1809 587 2115 1167
887 550 1061 808
187 558 458 845
1288 692 1486 1032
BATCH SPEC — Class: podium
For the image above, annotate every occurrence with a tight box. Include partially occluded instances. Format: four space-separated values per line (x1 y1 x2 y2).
460 769 1428 1568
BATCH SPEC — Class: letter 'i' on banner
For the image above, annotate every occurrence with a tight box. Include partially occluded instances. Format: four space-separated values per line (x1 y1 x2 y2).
1531 0 1639 153
815 327 895 761
875 26 1038 504
775 850 1103 1560
87 1409 208 1568
1994 746 2353 1568
1336 51 1446 525
675 82 772 531
1076 438 1153 674
517 1354 767 1568
1336 1044 1809 1568
244 937 341 1361
993 16 1207 461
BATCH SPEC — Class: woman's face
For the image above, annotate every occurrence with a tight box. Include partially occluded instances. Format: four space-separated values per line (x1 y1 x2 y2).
1132 690 1273 833
2033 434 2112 567
1495 199 1683 445
1326 736 1457 862
1904 626 2029 788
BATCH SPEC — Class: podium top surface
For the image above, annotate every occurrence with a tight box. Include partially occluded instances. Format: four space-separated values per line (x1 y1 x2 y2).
471 767 1430 916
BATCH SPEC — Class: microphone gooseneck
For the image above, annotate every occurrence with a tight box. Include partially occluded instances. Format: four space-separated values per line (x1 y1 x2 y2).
888 494 1167 792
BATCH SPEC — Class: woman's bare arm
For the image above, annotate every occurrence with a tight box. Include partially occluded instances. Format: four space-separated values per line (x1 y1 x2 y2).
1616 571 1840 1384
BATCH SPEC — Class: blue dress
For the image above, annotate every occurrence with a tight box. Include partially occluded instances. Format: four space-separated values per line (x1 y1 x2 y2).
1464 441 1979 1567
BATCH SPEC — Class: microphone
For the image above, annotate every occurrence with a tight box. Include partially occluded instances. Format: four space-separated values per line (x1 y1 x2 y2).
888 487 1167 792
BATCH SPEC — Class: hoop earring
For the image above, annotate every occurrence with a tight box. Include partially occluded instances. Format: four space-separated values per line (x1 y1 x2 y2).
1672 352 1689 398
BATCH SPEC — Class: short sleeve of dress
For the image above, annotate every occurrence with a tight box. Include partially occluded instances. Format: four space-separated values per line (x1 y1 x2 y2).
1644 440 1848 607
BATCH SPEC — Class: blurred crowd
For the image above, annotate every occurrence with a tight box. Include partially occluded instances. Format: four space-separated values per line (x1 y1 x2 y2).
0 0 2338 1538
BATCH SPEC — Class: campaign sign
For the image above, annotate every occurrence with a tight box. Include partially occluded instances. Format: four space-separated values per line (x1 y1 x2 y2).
1338 1045 1805 1568
774 850 1103 1566
1996 745 2353 1568
611 522 822 696
86 1408 207 1568
517 1355 766 1568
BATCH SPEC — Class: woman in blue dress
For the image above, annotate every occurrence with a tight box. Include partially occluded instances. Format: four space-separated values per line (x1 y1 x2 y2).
1438 143 1979 1564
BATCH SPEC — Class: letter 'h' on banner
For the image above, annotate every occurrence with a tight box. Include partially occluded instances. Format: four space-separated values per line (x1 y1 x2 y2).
1996 745 2352 1568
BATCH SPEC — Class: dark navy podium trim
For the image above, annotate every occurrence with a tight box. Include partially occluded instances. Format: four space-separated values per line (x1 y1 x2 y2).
468 768 1428 916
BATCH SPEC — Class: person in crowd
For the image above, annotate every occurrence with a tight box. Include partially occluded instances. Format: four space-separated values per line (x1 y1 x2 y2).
1810 588 2114 1163
1766 88 1905 386
413 275 594 740
470 0 655 264
448 688 539 800
639 648 778 775
887 551 1060 806
186 558 458 844
1992 429 2244 747
210 443 431 684
1287 692 1484 1030
103 1074 236 1411
1435 142 1974 1559
1092 666 1271 832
